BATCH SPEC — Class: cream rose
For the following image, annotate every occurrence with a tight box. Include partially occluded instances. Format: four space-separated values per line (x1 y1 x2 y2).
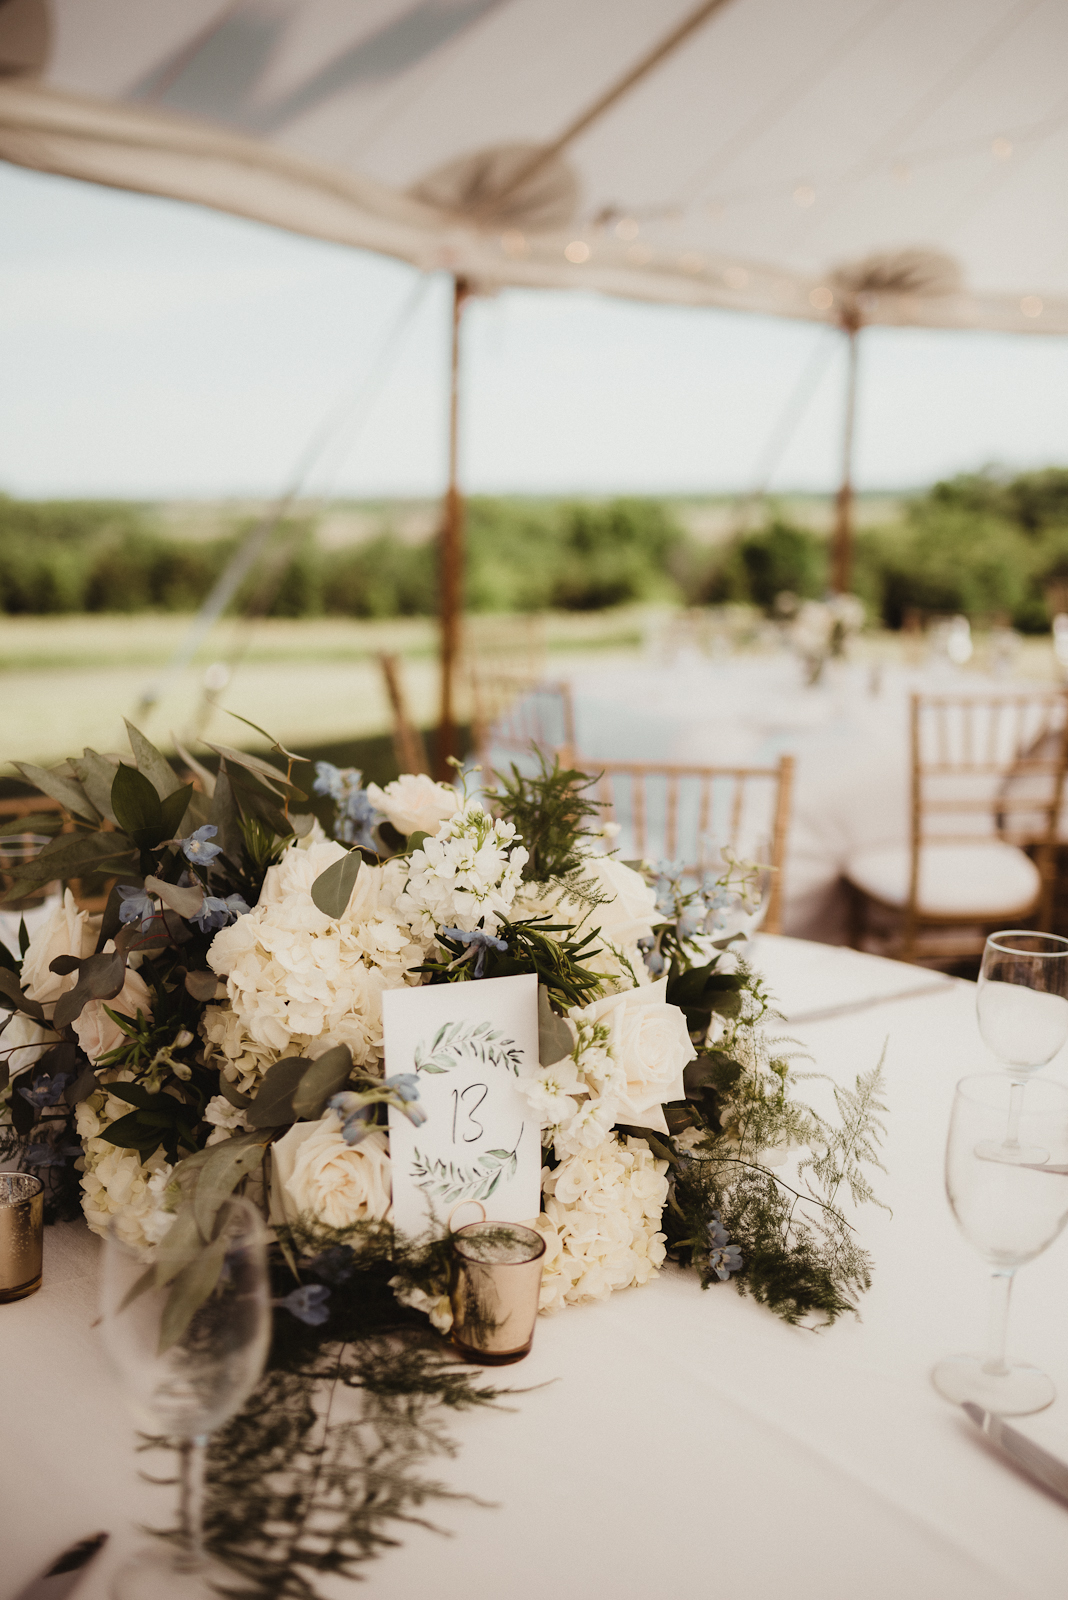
269 1116 391 1230
567 854 660 949
72 965 153 1063
20 889 98 1007
366 774 459 838
574 977 695 1132
0 1011 57 1078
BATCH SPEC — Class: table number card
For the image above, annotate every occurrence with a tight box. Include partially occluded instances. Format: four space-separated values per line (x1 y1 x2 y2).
384 973 542 1237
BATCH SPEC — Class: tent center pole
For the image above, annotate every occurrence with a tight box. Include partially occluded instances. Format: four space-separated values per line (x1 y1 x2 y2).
830 320 860 594
437 273 470 779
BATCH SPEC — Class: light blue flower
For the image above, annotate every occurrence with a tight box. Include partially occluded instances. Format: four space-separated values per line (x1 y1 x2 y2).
281 1284 331 1326
644 946 667 976
190 892 250 933
307 1245 354 1284
18 1072 71 1110
313 762 346 802
438 926 509 978
383 1072 427 1127
117 884 157 932
181 825 222 865
23 1141 79 1168
314 764 381 849
706 1210 743 1280
327 1092 376 1146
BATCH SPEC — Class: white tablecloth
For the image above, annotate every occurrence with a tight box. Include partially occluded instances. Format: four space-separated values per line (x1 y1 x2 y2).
3 936 1068 1600
568 653 1047 944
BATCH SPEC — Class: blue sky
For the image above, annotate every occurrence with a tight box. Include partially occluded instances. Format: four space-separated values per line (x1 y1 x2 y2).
3 161 1068 501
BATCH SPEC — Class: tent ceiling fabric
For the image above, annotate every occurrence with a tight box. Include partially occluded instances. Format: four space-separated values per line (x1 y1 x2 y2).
2 0 1068 333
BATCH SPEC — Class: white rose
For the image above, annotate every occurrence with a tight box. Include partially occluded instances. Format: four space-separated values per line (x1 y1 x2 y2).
366 774 459 838
0 1010 57 1078
574 977 695 1132
20 889 98 1006
578 854 659 948
269 1116 391 1230
72 965 153 1063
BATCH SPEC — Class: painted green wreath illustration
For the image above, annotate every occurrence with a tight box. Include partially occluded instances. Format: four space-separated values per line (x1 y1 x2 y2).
414 1019 523 1076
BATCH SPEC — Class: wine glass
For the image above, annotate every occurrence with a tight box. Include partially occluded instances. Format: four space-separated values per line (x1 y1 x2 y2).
977 931 1068 1163
932 1073 1068 1415
99 1197 271 1597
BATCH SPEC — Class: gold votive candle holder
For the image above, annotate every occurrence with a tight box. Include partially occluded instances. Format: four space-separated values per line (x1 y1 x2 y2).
450 1220 545 1366
0 1173 44 1302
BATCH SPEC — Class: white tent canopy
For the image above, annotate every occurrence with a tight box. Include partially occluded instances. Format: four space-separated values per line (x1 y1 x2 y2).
2 0 1068 335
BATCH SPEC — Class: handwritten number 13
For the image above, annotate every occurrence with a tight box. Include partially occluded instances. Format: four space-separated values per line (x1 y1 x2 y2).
451 1083 488 1144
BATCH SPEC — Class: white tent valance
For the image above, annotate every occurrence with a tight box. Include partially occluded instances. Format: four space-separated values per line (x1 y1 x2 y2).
2 0 1068 335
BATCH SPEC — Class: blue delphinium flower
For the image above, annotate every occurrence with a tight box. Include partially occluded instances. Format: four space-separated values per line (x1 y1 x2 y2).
281 1284 331 1326
190 892 250 934
17 1071 71 1110
438 926 509 978
383 1072 427 1127
314 764 380 849
327 1092 376 1146
307 1245 355 1285
181 824 222 865
117 884 158 932
23 1142 80 1168
707 1210 743 1281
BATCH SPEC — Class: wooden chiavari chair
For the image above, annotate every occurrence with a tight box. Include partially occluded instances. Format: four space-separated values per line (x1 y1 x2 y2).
0 794 115 915
471 671 576 774
845 690 1068 964
580 756 795 936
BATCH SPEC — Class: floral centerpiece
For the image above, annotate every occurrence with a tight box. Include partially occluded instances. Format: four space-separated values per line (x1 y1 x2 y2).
0 720 885 1590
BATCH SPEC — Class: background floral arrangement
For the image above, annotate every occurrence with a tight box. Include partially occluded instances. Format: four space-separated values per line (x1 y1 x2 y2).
0 721 886 1594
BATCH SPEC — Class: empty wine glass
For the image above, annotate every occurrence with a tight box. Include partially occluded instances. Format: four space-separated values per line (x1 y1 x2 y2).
932 1074 1068 1415
977 931 1068 1164
99 1197 271 1597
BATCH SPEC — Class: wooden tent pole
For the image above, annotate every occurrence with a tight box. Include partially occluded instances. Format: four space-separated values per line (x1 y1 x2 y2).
830 319 860 594
437 274 470 778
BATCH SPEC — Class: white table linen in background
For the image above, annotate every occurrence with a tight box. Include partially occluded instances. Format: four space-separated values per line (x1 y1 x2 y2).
2 935 1068 1600
568 653 1054 944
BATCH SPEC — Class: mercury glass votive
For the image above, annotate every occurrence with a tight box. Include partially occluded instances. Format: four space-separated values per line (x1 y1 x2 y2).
0 1173 44 1302
450 1220 546 1365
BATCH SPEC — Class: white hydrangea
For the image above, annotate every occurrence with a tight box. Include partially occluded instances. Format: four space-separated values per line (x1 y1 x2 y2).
203 841 430 1088
398 800 528 937
203 1093 250 1146
76 1072 176 1252
533 1134 669 1312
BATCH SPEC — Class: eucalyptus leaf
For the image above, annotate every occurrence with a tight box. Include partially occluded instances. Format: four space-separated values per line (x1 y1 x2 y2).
538 984 574 1066
153 1205 205 1286
205 744 294 801
110 763 163 839
181 789 213 834
70 750 121 822
224 711 306 765
124 720 184 799
52 949 127 1029
64 1064 99 1106
406 830 430 852
159 1232 230 1354
0 832 134 902
0 969 44 1021
193 1131 269 1241
184 969 223 1001
158 785 195 841
0 938 17 976
208 768 243 864
247 1055 311 1128
13 761 100 823
145 875 204 918
289 812 316 839
310 851 361 920
0 812 64 838
216 1077 253 1111
291 1045 353 1120
171 736 216 799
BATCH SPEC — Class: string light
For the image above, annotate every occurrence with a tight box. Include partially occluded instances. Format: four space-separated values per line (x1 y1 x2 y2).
564 240 590 264
615 217 639 240
793 184 816 208
809 286 834 310
991 137 1013 161
1021 295 1043 318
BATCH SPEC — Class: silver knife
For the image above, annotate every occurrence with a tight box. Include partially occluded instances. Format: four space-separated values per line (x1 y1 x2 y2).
12 1533 108 1600
963 1402 1068 1505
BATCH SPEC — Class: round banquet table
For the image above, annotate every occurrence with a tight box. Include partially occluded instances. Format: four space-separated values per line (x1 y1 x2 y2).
3 935 1068 1600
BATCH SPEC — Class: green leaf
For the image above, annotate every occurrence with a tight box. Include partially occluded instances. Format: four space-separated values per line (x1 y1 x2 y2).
291 1045 352 1120
206 743 301 801
97 1109 163 1152
158 784 194 841
184 969 222 1002
52 948 127 1029
207 768 243 863
406 830 430 852
64 1064 99 1106
10 1086 34 1136
159 1232 230 1354
538 984 574 1066
0 938 18 976
0 1060 9 1093
124 719 184 799
13 761 100 823
153 1204 205 1285
192 1131 269 1242
69 750 121 823
171 736 216 799
310 851 361 919
247 1055 311 1128
17 918 29 960
224 710 306 766
0 832 135 904
0 812 64 838
111 763 163 839
0 969 44 1021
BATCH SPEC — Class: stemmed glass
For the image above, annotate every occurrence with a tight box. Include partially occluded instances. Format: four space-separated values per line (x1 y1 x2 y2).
932 1074 1068 1415
99 1197 271 1597
976 931 1068 1164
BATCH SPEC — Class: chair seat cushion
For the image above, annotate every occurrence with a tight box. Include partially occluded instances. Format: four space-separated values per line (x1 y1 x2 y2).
845 841 1041 917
